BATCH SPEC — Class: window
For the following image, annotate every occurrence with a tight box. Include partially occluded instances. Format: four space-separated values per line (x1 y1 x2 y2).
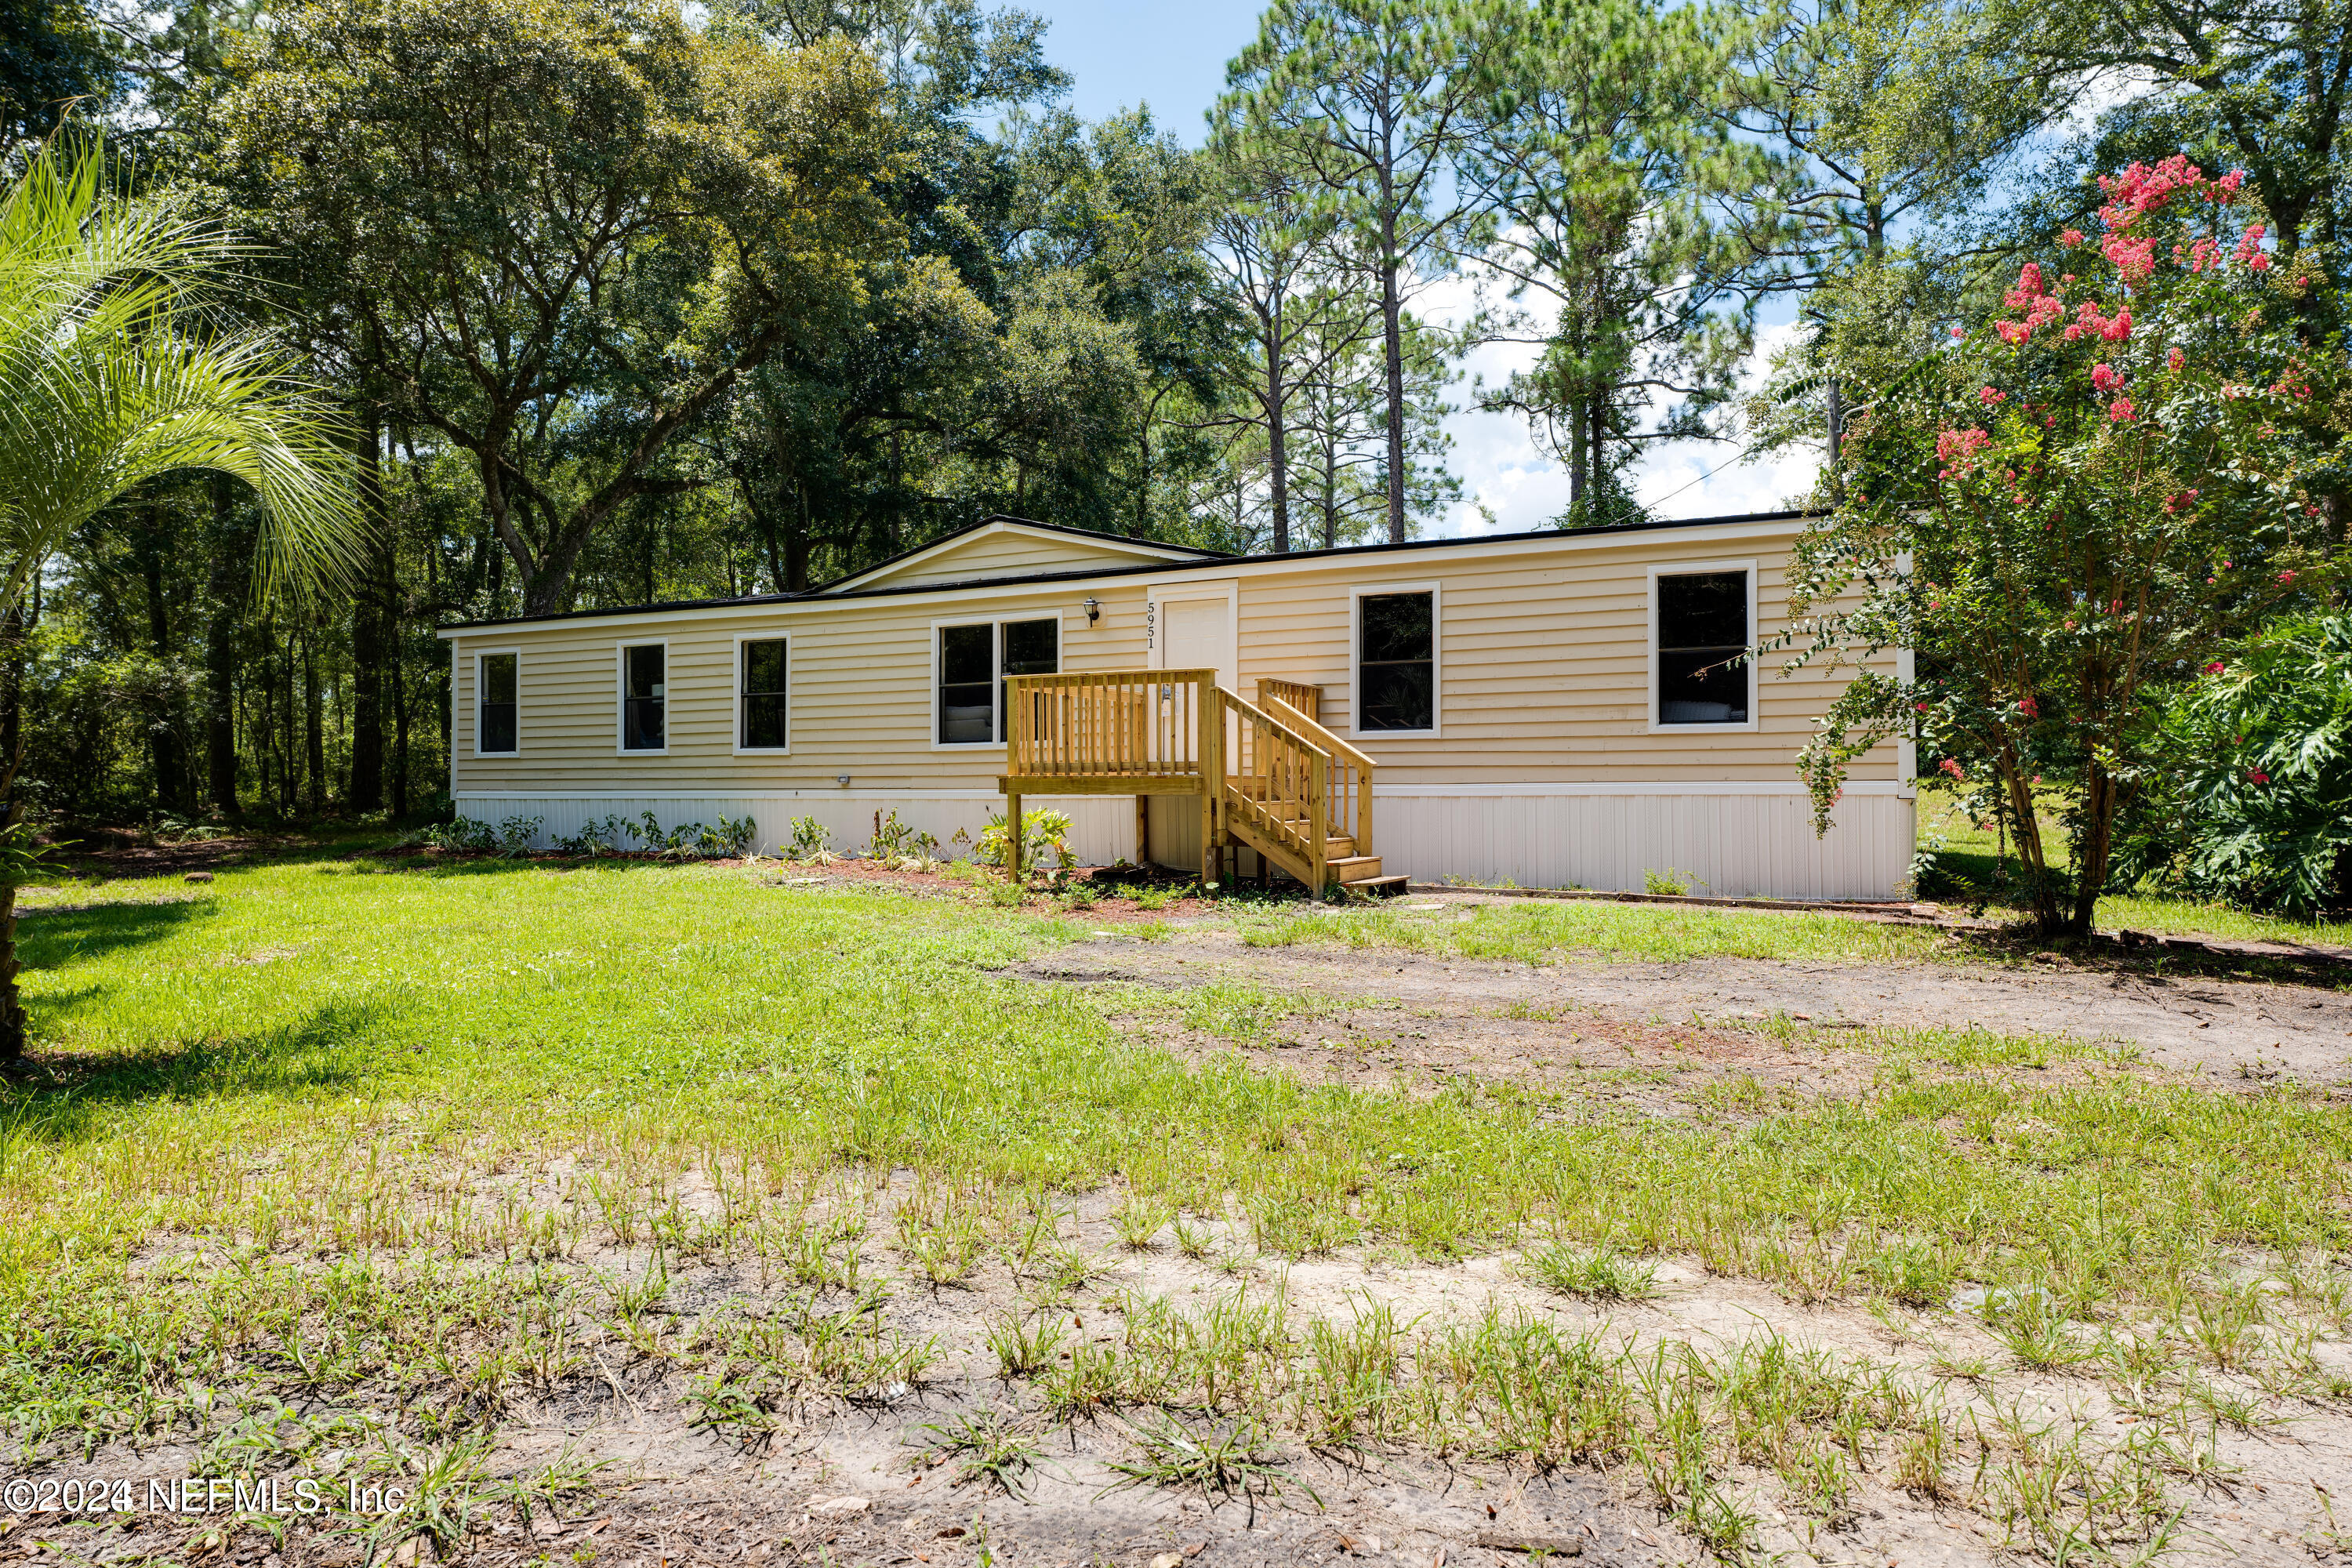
739 637 788 750
1357 590 1436 732
620 642 666 751
477 652 517 754
937 616 1059 745
1656 569 1751 725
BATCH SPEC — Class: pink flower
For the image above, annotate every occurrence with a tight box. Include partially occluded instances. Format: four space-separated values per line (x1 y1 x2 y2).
2018 695 2039 717
2100 307 2134 341
2061 227 2085 246
2279 570 2296 583
2167 346 2184 371
1938 757 1966 780
1914 702 1930 712
1935 426 1993 473
1950 325 1966 338
1997 321 2031 345
2205 661 2226 674
2249 768 2270 785
2103 234 2158 282
1980 385 2007 405
2091 363 2122 393
2109 396 2136 422
2216 169 2245 194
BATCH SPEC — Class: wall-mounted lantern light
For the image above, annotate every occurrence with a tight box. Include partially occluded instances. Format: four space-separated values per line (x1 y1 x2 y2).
1082 596 1101 624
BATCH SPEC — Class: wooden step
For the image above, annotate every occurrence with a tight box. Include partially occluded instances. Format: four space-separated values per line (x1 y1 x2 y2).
1349 873 1411 897
1328 854 1385 883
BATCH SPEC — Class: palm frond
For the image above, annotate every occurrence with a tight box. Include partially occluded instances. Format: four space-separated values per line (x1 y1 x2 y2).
0 132 361 614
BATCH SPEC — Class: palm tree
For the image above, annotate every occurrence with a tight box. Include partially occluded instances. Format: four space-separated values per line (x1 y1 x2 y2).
0 132 365 1063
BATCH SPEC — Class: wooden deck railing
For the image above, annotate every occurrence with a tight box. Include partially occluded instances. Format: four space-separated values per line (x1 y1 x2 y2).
1001 668 1373 889
1265 697 1373 855
1256 677 1320 724
1006 669 1218 782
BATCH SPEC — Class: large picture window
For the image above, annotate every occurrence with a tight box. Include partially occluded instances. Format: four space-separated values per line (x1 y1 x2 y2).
621 642 667 751
937 616 1059 745
1356 590 1436 732
739 637 788 750
1655 570 1751 725
477 652 517 754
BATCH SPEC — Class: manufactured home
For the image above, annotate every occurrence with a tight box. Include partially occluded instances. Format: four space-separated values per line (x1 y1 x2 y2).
436 510 1915 899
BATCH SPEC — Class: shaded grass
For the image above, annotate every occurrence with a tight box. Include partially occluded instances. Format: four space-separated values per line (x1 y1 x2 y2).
1920 786 2352 947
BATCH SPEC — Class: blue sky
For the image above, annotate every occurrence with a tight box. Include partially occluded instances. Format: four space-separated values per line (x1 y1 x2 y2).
1018 2 1820 532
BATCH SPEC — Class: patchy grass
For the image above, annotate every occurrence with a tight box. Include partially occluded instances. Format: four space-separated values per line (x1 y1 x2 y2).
1237 897 1954 966
2 855 2347 1564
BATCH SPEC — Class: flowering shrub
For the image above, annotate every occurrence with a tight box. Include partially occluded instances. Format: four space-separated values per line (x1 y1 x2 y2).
1784 155 2342 934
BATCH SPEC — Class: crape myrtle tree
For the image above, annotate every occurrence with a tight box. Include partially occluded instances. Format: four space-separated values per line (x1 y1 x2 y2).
1783 156 2343 935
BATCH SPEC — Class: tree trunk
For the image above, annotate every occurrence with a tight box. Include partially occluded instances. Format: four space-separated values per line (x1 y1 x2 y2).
1568 400 1588 517
391 638 410 820
1266 337 1291 554
0 603 29 1062
1380 246 1407 544
205 474 249 816
303 627 325 815
140 503 190 815
349 417 387 810
2067 761 2119 937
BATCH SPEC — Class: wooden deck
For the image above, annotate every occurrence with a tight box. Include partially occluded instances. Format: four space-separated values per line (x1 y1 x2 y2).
999 670 1394 893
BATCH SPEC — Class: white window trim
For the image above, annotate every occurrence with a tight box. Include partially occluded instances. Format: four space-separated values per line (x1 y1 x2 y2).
1348 581 1443 740
615 638 671 756
1647 561 1760 735
928 613 1062 750
472 646 521 757
731 631 791 755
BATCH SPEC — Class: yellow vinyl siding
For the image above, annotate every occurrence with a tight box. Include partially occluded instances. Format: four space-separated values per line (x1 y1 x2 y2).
1229 535 1896 784
855 528 1201 589
452 585 1152 797
446 521 1901 798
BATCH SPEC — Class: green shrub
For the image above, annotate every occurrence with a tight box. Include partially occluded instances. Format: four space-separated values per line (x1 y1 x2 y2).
2118 612 2352 916
976 808 1075 878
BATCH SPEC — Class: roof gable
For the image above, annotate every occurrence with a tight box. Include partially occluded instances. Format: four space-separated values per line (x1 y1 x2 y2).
818 517 1220 593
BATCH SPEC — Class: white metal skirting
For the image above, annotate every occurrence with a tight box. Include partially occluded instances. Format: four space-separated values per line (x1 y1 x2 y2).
453 783 1914 901
1370 786 1915 902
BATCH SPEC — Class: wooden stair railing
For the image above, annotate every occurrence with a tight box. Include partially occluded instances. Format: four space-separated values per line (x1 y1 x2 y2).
1220 687 1327 892
1255 677 1320 724
1261 696 1373 861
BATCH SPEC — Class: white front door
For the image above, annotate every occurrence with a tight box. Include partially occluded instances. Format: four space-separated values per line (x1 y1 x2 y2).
1154 589 1235 691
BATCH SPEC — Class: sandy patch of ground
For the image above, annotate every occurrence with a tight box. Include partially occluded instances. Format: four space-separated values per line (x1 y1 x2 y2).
1005 910 2352 1089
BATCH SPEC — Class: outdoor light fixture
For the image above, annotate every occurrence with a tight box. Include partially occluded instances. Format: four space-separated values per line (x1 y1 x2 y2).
1082 596 1101 624
836 775 851 787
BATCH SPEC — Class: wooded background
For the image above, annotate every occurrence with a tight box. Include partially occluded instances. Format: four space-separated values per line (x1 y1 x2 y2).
4 0 2343 828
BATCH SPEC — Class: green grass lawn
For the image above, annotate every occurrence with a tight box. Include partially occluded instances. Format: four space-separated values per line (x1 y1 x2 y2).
2 855 2347 1563
1918 786 2352 946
